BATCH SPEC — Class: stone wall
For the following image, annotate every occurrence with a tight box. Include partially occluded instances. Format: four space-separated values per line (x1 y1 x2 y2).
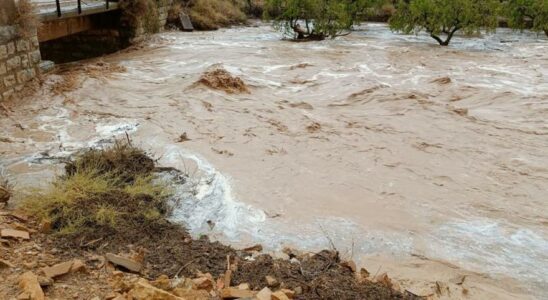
0 0 41 102
0 26 41 101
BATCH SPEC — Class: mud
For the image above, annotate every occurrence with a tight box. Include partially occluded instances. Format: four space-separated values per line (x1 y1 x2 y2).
197 67 249 94
1 22 547 299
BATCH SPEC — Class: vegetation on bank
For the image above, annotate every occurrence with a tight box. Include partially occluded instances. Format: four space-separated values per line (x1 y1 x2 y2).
21 141 172 237
14 0 40 38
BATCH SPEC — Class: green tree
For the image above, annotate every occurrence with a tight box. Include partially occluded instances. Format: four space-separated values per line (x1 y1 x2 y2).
503 0 548 36
389 0 500 45
264 0 378 40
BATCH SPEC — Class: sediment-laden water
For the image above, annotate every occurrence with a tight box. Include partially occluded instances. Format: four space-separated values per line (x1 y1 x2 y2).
1 23 547 299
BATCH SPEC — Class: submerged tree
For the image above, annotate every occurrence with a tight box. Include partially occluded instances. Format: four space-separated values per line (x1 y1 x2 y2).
389 0 500 45
264 0 379 40
503 0 548 36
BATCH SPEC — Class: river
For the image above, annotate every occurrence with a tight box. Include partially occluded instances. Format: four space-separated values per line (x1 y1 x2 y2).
1 22 547 299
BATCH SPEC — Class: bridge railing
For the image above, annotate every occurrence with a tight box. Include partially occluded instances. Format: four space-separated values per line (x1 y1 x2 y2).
53 0 112 17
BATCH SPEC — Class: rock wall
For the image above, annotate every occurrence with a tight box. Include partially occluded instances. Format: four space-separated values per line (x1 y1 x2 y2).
0 0 41 102
0 26 41 101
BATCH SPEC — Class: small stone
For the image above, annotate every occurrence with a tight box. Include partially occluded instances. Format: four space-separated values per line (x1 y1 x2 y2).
38 220 51 233
41 261 73 278
242 244 263 253
280 289 295 298
1 228 30 239
219 287 257 299
341 260 357 272
272 290 290 300
256 287 272 300
17 292 30 300
0 259 15 268
293 286 302 295
105 253 142 273
18 272 45 300
70 259 86 273
265 275 278 287
152 275 171 291
172 288 209 299
237 283 250 290
129 278 183 300
192 277 213 291
37 276 53 287
375 272 393 289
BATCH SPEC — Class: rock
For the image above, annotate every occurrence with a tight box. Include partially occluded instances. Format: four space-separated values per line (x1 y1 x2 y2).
256 287 272 300
359 268 370 280
129 278 184 300
219 287 257 299
237 283 250 290
265 275 278 287
341 260 357 272
37 276 53 287
70 259 86 273
293 286 302 295
192 277 214 291
0 259 14 268
41 261 73 278
1 228 30 239
17 293 30 300
280 289 295 298
152 275 172 291
18 272 45 300
375 272 393 289
106 253 142 273
242 244 263 253
172 288 209 300
272 290 290 300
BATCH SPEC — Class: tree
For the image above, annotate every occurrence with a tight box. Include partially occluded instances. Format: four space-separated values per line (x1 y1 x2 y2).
503 0 548 36
264 0 378 40
389 0 500 46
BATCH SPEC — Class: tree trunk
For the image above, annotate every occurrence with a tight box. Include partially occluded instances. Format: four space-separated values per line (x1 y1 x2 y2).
430 26 459 46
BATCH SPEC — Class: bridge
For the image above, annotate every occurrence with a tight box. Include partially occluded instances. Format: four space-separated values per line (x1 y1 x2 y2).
34 0 120 42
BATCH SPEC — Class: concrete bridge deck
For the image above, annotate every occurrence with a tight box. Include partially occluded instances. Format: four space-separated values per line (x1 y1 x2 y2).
32 0 120 42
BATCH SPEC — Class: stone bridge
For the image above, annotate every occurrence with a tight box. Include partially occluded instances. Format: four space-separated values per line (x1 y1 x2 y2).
0 0 173 101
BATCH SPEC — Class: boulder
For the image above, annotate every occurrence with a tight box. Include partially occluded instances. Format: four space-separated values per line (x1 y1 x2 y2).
41 261 73 279
272 290 290 300
256 287 272 300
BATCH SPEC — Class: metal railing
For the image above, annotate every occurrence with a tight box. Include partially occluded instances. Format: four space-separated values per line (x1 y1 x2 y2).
53 0 111 17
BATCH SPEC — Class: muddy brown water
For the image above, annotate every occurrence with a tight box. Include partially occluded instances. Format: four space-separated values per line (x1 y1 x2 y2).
1 23 547 299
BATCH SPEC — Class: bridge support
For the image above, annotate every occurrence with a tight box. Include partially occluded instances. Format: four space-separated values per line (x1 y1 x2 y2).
0 0 42 102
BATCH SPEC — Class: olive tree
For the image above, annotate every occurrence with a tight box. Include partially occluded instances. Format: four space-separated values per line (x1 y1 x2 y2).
503 0 548 36
389 0 501 45
264 0 378 40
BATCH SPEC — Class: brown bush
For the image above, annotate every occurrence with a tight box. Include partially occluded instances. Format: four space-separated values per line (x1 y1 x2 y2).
198 67 249 93
189 0 247 30
119 0 160 34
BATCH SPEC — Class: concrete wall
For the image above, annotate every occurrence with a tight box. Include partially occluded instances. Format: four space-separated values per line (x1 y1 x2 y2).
0 0 42 101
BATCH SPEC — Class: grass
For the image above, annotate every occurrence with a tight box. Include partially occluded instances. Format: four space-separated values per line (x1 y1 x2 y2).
0 170 12 205
21 141 172 237
189 0 247 30
14 0 41 38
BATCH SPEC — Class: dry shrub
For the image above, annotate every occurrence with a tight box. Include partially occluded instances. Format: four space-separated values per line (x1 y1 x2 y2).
52 62 126 95
14 0 41 38
119 0 160 34
198 67 249 93
21 141 172 237
167 1 185 24
189 0 247 30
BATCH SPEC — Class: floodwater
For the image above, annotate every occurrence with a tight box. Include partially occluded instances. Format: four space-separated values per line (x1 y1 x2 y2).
1 23 547 299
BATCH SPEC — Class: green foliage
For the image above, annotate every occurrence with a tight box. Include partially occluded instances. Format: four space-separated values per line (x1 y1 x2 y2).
503 0 548 36
389 0 500 45
264 0 379 40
